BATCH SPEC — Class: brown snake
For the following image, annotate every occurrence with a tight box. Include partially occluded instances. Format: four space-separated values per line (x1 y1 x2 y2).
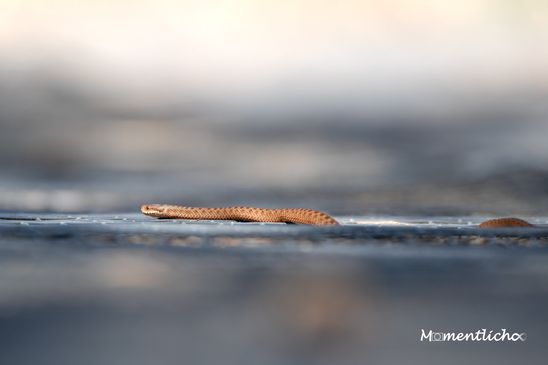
141 204 339 225
141 205 536 228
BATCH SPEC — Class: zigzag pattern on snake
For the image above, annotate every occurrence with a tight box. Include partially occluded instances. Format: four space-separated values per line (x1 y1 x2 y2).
478 217 533 228
141 204 339 225
142 205 537 228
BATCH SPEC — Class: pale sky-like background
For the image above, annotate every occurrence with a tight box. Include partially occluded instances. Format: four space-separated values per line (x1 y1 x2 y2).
1 0 547 117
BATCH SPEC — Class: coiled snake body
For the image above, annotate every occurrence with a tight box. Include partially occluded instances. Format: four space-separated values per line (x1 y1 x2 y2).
141 204 339 225
478 217 533 228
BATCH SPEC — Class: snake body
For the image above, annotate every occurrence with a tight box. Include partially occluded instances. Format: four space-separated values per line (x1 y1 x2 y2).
478 217 533 228
141 204 536 228
141 204 339 225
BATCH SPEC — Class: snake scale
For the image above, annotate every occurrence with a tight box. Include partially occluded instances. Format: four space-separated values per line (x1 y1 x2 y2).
141 204 339 225
142 204 535 228
478 217 534 228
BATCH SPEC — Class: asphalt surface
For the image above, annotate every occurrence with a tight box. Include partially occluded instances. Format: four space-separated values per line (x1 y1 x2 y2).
1 213 547 365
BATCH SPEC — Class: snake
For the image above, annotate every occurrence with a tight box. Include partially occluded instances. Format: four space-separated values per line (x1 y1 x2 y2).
141 204 536 228
141 204 339 225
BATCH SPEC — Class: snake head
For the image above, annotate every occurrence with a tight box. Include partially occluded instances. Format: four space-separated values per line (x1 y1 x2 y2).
141 204 168 217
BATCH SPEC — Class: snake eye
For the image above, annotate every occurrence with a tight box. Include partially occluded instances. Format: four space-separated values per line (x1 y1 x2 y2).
142 204 159 213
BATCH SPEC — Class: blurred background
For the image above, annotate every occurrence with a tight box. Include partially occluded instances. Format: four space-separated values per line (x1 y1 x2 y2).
1 0 548 215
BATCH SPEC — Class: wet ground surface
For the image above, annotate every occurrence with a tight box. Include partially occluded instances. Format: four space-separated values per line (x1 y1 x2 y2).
1 213 548 365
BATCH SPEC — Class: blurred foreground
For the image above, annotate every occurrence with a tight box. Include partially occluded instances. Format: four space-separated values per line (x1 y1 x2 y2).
0 213 547 365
